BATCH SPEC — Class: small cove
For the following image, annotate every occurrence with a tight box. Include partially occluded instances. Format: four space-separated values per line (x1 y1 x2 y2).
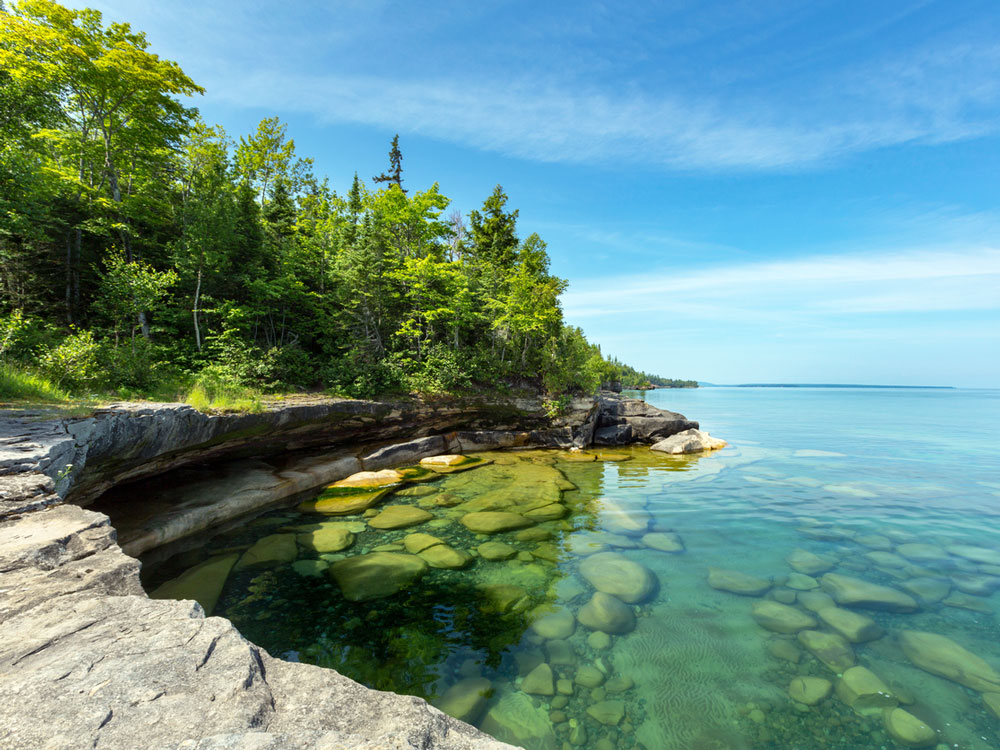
140 387 1000 750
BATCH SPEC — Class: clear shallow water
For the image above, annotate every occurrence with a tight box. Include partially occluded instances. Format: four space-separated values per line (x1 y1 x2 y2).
143 387 1000 750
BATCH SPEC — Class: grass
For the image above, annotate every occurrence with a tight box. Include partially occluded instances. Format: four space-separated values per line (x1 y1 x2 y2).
184 382 264 414
0 364 71 403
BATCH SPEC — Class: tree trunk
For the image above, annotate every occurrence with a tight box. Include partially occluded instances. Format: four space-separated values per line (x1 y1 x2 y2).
193 266 202 352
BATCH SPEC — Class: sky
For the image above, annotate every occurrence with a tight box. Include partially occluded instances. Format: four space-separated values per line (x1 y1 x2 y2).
66 0 1000 387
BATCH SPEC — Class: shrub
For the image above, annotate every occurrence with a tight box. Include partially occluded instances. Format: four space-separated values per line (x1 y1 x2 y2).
39 329 101 391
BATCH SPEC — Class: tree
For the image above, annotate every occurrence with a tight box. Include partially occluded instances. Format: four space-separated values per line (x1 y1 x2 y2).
234 117 312 206
373 134 405 194
468 185 519 268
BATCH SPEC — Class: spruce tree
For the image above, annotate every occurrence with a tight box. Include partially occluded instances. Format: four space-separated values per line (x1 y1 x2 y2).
373 134 405 193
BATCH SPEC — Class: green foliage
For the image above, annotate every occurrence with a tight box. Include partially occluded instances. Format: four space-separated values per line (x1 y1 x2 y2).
0 1 688 403
183 365 263 413
39 329 101 389
0 363 70 402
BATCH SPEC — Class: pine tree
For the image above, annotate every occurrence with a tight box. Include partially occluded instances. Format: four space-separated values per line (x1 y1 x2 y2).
373 134 405 193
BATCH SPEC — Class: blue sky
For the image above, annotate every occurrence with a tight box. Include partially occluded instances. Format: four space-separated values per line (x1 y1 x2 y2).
70 0 1000 386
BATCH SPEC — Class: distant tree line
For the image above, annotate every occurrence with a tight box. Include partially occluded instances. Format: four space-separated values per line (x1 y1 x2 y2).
0 1 688 403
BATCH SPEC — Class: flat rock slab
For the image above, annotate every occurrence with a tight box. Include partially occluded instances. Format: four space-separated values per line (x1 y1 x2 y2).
820 573 918 612
368 505 434 530
328 552 429 601
460 511 534 534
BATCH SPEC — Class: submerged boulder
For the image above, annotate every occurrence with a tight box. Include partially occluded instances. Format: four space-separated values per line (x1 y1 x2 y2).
434 676 493 724
751 600 817 633
580 552 658 603
367 505 434 530
460 511 534 534
819 573 918 612
577 591 636 634
708 567 772 596
817 607 883 643
642 531 684 553
798 630 855 672
786 548 835 575
788 676 832 706
836 666 897 715
882 707 937 748
480 691 558 750
150 553 240 616
296 523 355 553
899 630 1000 693
235 533 298 570
328 552 428 601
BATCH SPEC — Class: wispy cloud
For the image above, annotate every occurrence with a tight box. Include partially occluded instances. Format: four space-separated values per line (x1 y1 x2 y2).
561 247 1000 320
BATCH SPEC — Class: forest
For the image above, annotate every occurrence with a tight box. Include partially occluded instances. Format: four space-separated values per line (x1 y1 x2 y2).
0 0 691 408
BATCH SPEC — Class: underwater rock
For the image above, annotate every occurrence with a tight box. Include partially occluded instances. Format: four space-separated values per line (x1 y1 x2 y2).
950 571 1000 596
460 511 534 534
708 567 772 596
835 666 897 715
523 503 567 521
298 484 394 515
531 607 576 640
855 534 894 550
946 544 1000 567
418 544 473 569
797 630 855 672
942 591 992 612
478 541 517 561
817 607 883 643
882 707 937 748
785 573 819 591
394 484 439 498
577 591 637 634
865 550 908 568
531 542 562 563
586 700 625 726
649 428 726 454
556 679 574 696
580 552 658 603
819 573 918 612
290 559 328 578
516 527 552 542
796 590 836 613
605 674 634 693
546 639 577 666
296 524 354 554
895 543 951 565
899 630 1000 692
771 588 797 604
767 638 802 663
641 531 684 553
600 533 640 549
788 676 832 706
982 692 1000 719
522 663 555 695
476 583 529 614
786 548 835 575
599 497 652 536
235 533 298 570
150 553 239 616
900 577 950 604
751 600 817 633
587 631 612 650
402 532 443 554
367 505 434 530
566 536 608 556
328 551 428 601
575 665 605 688
480 691 558 750
434 676 493 724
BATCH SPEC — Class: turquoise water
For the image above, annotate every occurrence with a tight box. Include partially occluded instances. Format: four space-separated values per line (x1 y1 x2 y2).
144 387 1000 749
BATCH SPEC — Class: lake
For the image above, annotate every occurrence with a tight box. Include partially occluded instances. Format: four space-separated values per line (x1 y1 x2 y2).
143 386 1000 750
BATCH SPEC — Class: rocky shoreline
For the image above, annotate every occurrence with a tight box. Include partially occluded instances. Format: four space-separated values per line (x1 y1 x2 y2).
0 392 697 750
